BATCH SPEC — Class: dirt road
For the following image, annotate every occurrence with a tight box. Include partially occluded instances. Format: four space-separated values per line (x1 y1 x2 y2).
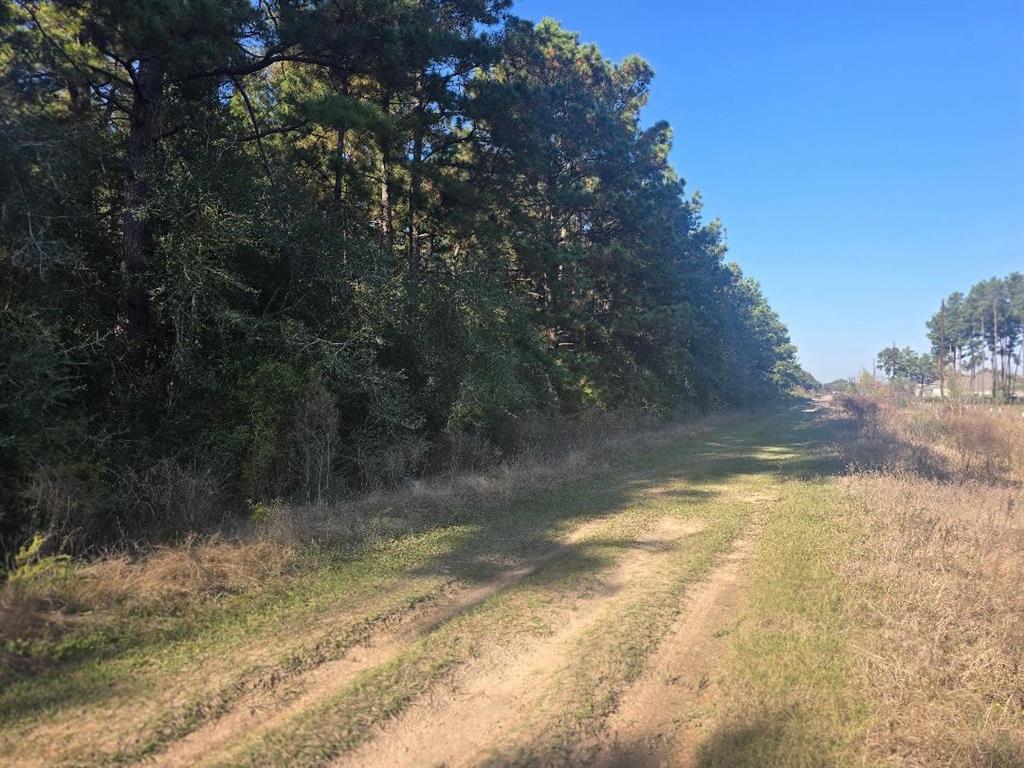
3 407 842 767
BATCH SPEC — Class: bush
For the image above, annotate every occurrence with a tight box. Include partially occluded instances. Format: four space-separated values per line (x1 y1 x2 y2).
24 463 112 548
6 533 72 587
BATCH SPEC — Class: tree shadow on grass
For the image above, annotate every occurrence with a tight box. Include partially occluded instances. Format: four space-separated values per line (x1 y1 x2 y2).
534 707 825 768
689 710 828 768
1 403 850 739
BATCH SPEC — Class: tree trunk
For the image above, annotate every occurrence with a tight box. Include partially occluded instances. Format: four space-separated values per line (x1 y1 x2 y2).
408 104 424 274
992 297 999 398
938 299 946 398
379 153 393 253
378 93 393 254
333 127 346 204
1014 339 1021 399
118 55 165 348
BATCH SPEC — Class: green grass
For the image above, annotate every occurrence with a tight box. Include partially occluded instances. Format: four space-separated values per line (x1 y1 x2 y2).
211 410 841 767
693 478 870 768
481 415 846 767
0 539 460 764
3 404 859 767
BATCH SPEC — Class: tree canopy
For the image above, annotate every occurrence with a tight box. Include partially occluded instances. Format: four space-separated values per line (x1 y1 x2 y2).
875 344 935 393
1 1 803 553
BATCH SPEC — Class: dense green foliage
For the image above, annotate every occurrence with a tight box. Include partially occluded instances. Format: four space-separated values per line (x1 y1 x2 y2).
0 1 801 554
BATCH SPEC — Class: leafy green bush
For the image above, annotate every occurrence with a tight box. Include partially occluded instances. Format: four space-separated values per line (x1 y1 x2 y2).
5 534 71 587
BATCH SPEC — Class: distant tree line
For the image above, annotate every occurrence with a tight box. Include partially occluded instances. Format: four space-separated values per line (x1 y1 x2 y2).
874 273 1023 399
0 1 803 554
875 344 935 394
926 273 1023 398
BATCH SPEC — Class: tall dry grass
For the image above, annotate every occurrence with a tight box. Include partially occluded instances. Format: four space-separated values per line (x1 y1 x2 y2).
830 394 1024 765
261 410 713 548
831 393 1024 481
1 536 292 675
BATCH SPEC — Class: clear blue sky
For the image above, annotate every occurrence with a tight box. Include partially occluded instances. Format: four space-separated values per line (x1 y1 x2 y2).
514 0 1024 382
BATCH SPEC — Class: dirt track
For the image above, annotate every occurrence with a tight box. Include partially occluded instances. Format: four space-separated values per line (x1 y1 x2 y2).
157 511 754 768
6 410 824 768
335 517 710 768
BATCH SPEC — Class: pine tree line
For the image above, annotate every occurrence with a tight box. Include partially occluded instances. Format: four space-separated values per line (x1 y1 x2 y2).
926 274 1024 398
0 1 804 553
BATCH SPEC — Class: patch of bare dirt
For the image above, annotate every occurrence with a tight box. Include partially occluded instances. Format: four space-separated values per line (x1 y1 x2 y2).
333 516 706 768
594 531 757 767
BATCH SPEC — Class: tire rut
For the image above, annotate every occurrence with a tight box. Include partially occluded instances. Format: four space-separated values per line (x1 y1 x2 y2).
594 529 757 767
333 516 706 768
149 515 629 766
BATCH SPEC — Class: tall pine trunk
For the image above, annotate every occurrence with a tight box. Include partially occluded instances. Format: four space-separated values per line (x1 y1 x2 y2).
378 93 393 254
332 78 348 210
992 297 999 398
333 127 346 203
1014 339 1021 398
408 105 424 274
379 153 393 253
118 55 165 346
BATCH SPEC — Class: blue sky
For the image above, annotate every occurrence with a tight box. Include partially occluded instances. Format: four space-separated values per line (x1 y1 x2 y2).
514 0 1024 382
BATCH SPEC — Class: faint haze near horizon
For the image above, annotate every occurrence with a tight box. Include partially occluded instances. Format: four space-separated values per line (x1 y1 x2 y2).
514 0 1024 382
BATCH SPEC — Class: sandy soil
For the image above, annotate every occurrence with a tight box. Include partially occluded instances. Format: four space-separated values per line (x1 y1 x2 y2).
333 516 710 768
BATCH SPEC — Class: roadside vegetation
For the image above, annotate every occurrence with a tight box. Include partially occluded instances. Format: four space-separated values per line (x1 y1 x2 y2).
836 392 1023 764
1 408 783 767
0 410 705 674
705 391 1023 766
1 397 1020 767
1 2 811 564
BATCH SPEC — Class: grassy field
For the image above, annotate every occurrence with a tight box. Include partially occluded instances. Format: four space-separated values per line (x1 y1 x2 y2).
1 400 1021 767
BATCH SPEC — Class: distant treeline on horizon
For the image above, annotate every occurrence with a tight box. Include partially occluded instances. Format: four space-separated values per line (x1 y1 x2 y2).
829 273 1022 398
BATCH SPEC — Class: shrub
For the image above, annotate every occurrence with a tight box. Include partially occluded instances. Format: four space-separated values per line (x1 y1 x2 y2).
6 533 72 587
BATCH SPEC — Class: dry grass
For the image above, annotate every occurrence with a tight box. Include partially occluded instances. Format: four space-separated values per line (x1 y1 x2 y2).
2 409 719 667
830 392 1024 482
846 473 1023 766
258 413 717 548
830 394 1024 766
81 535 295 604
1 536 293 669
